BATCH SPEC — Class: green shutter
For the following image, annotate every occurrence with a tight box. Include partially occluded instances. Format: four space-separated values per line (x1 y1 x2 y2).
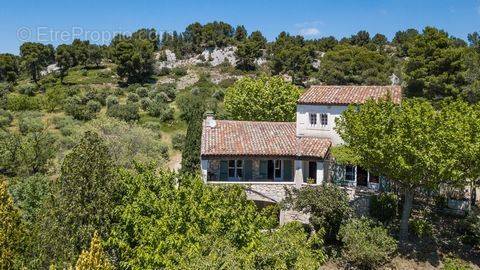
259 160 268 179
219 160 228 181
244 160 253 180
283 160 293 181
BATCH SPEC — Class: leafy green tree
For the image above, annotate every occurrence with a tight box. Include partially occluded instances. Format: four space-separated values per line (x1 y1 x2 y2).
372 33 388 47
75 232 113 270
269 32 314 84
108 166 268 269
404 27 468 99
180 99 204 173
336 99 472 242
317 44 392 85
392 28 419 57
38 131 118 266
20 42 54 84
132 28 160 50
56 44 75 83
0 54 20 83
234 25 248 42
284 185 352 243
235 31 267 70
113 38 154 83
87 44 103 67
71 39 90 67
224 76 300 122
348 30 371 46
0 180 24 270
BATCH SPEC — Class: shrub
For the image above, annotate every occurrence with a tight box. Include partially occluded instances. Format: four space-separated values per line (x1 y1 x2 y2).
139 98 151 111
460 213 480 246
125 83 142 93
106 95 118 108
171 133 185 150
51 115 80 137
157 67 171 76
0 109 13 128
370 192 398 223
158 83 177 100
338 218 397 269
44 86 66 112
127 92 140 103
17 83 36 96
410 218 433 238
64 96 96 121
86 100 102 113
107 103 140 122
284 184 352 243
442 257 473 270
7 93 43 111
18 115 44 134
172 67 187 77
154 92 169 103
136 87 149 98
147 100 167 117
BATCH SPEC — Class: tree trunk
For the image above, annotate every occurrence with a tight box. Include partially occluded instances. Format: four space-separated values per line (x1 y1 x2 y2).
399 189 414 244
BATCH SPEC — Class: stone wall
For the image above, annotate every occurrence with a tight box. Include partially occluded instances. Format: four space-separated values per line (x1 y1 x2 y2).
245 183 296 202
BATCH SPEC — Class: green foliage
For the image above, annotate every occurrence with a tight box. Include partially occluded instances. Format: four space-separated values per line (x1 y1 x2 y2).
16 83 36 96
8 173 50 223
126 92 139 103
459 213 480 246
171 133 185 150
0 109 13 128
56 44 75 81
0 53 20 83
37 131 118 266
284 184 352 243
64 96 96 121
135 86 148 97
75 232 113 270
405 27 468 99
44 86 67 112
442 257 473 270
0 180 25 270
86 100 102 113
318 44 392 85
338 218 397 269
410 218 433 238
108 167 267 269
236 31 267 70
105 95 118 108
20 42 54 83
224 76 300 122
171 67 187 77
369 192 398 223
113 37 154 83
7 93 44 111
107 102 140 122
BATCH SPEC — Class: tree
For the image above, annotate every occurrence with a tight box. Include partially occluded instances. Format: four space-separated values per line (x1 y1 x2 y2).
75 232 113 270
235 31 266 70
392 28 419 57
87 45 103 67
55 44 75 83
404 27 468 99
224 76 301 122
132 28 160 50
113 37 154 83
0 180 24 269
71 39 90 67
180 98 204 173
234 25 248 42
336 99 472 242
349 30 371 46
20 42 54 84
0 54 20 83
372 33 388 47
39 131 118 265
317 44 392 85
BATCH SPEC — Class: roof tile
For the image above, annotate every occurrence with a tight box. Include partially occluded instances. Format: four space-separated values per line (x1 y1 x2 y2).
298 85 402 105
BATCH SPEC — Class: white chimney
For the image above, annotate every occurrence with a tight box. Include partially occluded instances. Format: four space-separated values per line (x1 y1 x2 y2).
205 111 216 128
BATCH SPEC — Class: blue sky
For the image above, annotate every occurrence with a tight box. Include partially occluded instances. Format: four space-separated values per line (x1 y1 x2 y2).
1 0 479 54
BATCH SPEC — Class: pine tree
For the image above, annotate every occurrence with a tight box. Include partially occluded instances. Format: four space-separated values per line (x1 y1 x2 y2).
75 231 113 270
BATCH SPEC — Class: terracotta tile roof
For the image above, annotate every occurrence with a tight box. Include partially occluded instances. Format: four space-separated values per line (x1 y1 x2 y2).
201 120 331 159
298 85 402 105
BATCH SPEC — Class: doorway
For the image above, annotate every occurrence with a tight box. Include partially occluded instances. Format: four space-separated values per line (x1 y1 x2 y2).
357 167 368 186
308 161 317 182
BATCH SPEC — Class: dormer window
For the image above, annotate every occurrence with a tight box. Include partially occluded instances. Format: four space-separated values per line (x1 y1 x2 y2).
320 113 328 126
309 113 317 126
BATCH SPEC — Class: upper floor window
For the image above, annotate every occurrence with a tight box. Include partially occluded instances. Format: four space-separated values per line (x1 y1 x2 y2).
309 113 317 126
228 159 243 179
320 113 328 126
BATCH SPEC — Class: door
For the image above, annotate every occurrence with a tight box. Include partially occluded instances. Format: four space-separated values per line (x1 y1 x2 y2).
308 161 317 182
357 167 368 186
267 160 274 180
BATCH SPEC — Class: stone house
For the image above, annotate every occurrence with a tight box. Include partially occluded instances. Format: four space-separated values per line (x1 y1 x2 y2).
200 85 402 203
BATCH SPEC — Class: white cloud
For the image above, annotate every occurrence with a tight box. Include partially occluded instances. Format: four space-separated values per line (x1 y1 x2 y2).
295 20 324 28
299 27 320 36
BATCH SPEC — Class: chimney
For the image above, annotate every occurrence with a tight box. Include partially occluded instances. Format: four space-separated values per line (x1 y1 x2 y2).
205 111 216 128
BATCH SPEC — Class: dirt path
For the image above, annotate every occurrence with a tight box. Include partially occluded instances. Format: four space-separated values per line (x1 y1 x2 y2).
167 151 182 171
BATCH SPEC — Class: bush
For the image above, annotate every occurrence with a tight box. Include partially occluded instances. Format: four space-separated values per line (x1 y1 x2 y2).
172 67 187 77
107 103 140 122
18 115 44 134
64 96 96 121
157 67 171 76
17 83 36 96
86 100 102 113
171 133 185 150
127 92 140 103
44 86 66 112
460 213 480 246
136 87 149 98
338 218 397 269
140 98 151 111
158 83 177 100
51 115 80 137
147 100 167 117
106 95 119 108
410 218 433 238
7 93 43 111
442 257 473 270
284 184 352 243
0 109 13 128
370 192 398 223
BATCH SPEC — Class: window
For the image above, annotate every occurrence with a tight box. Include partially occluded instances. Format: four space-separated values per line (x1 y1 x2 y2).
228 160 243 179
320 113 328 126
309 113 317 126
345 165 356 182
274 160 282 179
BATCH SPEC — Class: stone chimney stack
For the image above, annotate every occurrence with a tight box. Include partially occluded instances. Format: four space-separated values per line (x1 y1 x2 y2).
205 111 216 128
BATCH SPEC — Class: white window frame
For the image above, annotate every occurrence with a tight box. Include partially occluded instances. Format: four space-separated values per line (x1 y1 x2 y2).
228 159 243 180
309 113 317 127
320 113 328 126
274 160 283 180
